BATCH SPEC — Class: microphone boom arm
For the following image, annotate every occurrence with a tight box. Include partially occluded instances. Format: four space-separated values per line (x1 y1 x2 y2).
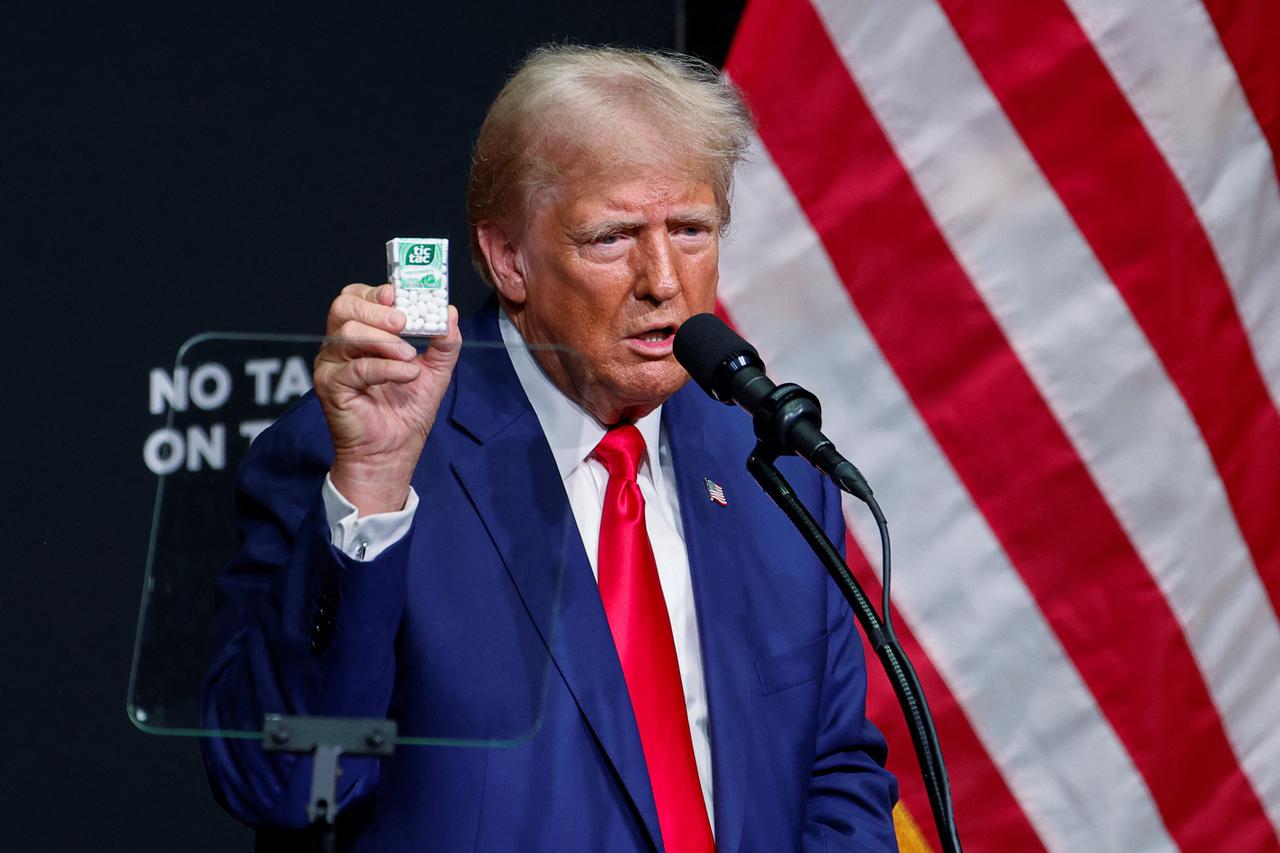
746 442 962 853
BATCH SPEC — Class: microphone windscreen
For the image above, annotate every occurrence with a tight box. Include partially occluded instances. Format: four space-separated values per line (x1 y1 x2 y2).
674 313 760 395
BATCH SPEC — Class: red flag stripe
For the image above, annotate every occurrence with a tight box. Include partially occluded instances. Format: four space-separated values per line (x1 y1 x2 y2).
1053 0 1280 405
727 1 1280 850
931 0 1280 630
844 529 1047 853
1201 0 1280 182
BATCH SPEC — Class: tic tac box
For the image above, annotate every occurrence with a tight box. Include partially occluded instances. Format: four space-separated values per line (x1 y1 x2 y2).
386 237 449 336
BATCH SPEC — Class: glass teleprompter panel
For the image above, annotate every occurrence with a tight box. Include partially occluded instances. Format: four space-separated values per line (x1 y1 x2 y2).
129 332 586 749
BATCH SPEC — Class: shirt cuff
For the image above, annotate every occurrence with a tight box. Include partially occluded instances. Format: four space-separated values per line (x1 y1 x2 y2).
321 473 419 562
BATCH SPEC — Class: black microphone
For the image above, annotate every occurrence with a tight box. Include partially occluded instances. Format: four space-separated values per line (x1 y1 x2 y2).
674 313 874 503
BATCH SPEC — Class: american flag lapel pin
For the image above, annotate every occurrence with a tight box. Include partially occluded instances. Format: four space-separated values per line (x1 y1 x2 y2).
703 477 728 506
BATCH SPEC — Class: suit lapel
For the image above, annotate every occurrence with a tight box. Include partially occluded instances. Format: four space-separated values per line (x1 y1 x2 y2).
665 386 755 853
446 306 663 849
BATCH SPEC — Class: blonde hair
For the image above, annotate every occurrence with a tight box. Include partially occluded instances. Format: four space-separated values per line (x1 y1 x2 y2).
467 44 755 284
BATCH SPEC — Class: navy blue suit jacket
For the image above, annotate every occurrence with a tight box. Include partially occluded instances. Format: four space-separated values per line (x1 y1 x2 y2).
202 302 897 851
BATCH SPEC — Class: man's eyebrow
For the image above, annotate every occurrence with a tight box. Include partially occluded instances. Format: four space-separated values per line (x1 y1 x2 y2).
567 210 722 243
566 217 646 243
669 209 721 229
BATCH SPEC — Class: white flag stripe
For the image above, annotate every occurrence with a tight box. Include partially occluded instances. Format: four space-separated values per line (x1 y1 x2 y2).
719 139 1176 853
809 0 1280 828
1060 0 1280 403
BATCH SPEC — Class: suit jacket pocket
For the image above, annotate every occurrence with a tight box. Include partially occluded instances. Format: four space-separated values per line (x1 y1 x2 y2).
754 634 828 695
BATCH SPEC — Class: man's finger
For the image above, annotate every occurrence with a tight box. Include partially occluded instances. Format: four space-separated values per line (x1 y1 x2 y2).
319 322 418 364
420 306 463 364
328 292 406 336
365 283 395 306
332 356 422 392
340 282 375 299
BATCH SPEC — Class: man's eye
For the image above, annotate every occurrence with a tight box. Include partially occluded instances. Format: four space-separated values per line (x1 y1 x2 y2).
595 234 621 245
677 225 707 237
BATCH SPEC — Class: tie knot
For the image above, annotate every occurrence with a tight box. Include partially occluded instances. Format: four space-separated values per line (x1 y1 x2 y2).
593 424 647 481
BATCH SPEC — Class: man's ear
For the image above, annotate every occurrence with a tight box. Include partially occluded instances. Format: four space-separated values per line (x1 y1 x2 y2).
476 221 527 306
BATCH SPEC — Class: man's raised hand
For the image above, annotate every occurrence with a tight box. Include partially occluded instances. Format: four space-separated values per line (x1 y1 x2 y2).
313 283 461 515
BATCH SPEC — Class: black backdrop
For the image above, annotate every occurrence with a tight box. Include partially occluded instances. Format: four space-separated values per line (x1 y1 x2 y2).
4 2 742 848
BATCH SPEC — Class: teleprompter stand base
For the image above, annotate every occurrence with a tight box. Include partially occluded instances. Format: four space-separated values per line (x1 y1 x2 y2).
262 714 397 853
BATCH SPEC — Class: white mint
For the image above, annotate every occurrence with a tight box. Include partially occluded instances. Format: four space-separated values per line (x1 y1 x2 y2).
392 286 446 337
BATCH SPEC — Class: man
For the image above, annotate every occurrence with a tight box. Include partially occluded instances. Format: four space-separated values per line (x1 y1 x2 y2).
203 45 898 851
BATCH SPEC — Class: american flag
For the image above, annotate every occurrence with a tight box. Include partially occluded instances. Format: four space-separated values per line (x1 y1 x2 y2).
719 0 1280 850
704 477 729 506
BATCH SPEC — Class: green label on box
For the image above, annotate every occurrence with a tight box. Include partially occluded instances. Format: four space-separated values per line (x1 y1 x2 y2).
398 270 444 290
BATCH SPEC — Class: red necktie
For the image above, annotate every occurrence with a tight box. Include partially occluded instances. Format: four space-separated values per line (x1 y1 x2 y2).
593 425 715 853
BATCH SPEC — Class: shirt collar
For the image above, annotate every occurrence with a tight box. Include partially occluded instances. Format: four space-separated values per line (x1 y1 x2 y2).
499 307 664 484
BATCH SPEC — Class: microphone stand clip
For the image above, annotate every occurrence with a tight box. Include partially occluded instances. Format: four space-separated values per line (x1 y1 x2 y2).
749 382 824 451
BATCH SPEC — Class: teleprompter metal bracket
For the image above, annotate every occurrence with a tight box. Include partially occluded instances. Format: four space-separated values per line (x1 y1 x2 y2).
261 714 398 827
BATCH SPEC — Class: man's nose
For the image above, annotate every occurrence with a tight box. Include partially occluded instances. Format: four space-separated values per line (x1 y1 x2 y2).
635 232 681 302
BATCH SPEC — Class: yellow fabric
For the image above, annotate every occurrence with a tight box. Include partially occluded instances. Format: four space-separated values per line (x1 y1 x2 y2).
893 802 934 853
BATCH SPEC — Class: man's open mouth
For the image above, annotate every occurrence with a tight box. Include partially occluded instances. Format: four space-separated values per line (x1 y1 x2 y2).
632 326 675 342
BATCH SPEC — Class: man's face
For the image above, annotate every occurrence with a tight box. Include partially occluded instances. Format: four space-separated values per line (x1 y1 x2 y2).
502 169 721 424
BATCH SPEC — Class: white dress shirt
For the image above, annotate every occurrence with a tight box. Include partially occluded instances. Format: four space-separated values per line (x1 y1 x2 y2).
322 310 715 826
